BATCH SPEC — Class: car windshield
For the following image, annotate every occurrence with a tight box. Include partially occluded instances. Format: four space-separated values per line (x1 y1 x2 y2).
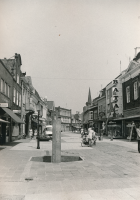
46 127 52 131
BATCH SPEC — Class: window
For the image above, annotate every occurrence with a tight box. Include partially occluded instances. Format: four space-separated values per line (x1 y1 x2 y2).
89 111 93 120
107 104 110 112
5 82 7 95
99 106 100 112
107 90 110 99
13 88 16 103
17 74 19 84
1 79 4 92
19 93 21 106
134 81 138 100
7 85 10 97
16 91 19 105
126 86 130 103
100 105 102 112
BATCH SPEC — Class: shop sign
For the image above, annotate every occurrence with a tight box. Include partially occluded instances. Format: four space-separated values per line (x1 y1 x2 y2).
13 110 21 114
0 103 8 107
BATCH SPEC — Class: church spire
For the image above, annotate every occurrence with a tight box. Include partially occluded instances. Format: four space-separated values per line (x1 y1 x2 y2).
88 87 92 105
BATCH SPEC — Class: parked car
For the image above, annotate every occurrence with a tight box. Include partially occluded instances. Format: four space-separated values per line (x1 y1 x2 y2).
43 125 53 140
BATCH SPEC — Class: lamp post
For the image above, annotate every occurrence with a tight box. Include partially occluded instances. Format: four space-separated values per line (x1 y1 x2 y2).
36 101 40 149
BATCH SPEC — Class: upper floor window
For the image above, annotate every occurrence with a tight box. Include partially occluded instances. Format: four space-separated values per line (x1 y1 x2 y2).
19 93 21 107
13 88 16 103
1 79 4 93
7 85 10 97
126 86 130 103
17 74 19 84
107 90 110 99
100 105 102 112
134 81 138 100
16 91 19 105
89 111 93 120
4 82 7 95
99 106 100 112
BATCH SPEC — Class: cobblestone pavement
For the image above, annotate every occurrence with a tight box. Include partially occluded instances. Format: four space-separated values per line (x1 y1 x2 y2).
0 132 140 200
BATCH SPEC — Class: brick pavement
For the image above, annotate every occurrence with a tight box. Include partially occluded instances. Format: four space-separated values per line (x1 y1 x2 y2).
0 132 140 200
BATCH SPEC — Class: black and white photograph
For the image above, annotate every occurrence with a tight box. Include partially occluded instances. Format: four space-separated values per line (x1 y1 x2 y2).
0 0 140 199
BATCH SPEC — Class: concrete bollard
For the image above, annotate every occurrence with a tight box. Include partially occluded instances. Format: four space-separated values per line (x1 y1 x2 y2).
52 118 61 163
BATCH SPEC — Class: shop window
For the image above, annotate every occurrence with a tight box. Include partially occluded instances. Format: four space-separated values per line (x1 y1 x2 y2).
134 81 138 100
126 86 130 103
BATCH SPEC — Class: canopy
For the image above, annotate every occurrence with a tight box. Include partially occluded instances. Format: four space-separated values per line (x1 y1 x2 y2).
1 107 25 124
0 119 10 123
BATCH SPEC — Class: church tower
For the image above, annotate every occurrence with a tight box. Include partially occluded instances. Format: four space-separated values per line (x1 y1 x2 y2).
86 88 92 106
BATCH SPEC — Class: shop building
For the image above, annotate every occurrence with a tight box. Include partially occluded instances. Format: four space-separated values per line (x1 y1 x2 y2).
106 74 123 138
97 88 106 134
121 53 140 139
55 106 71 131
0 54 24 143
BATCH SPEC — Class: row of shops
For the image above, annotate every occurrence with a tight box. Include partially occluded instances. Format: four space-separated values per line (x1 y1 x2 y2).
83 115 140 140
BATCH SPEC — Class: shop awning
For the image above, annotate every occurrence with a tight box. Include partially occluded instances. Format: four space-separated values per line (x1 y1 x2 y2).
0 119 10 123
1 108 25 124
114 115 140 121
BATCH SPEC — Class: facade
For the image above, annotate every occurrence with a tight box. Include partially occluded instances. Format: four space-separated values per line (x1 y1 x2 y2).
0 60 13 144
105 74 123 138
0 53 48 144
55 107 71 131
47 101 55 125
97 88 106 133
121 56 140 139
0 54 24 144
71 112 82 131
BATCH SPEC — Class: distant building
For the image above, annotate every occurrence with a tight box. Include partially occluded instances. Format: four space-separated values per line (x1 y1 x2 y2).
55 106 71 131
47 101 55 125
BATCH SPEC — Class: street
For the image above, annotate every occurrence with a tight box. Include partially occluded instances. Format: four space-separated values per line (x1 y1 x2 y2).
0 132 140 200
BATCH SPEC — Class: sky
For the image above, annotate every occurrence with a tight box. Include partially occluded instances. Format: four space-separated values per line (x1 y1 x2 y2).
0 0 140 113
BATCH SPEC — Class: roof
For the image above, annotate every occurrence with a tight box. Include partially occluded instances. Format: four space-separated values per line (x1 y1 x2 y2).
126 60 139 73
1 59 15 73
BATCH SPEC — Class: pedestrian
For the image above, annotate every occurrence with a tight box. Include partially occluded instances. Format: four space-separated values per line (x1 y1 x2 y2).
87 126 94 143
136 125 140 153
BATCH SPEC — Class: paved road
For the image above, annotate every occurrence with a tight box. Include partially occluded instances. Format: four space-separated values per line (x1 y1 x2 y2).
0 132 140 200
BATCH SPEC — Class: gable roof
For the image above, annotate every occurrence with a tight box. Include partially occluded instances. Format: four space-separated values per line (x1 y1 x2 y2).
1 59 15 73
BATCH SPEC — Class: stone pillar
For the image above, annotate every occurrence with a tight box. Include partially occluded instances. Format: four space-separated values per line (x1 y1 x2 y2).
52 118 61 163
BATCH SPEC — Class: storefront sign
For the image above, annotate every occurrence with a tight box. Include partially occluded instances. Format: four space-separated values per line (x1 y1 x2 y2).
0 103 8 107
13 110 21 114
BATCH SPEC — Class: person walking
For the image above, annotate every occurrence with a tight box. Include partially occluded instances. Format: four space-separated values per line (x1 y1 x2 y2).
136 125 140 153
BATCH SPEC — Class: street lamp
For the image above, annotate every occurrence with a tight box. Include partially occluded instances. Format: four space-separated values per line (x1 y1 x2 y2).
36 101 40 149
